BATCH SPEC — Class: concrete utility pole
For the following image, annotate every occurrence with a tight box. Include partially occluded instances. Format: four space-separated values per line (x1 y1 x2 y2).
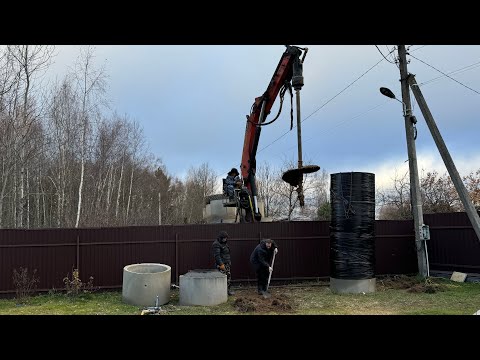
409 75 480 243
398 45 429 278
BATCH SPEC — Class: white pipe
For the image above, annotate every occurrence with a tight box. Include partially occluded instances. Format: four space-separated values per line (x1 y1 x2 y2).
425 240 430 277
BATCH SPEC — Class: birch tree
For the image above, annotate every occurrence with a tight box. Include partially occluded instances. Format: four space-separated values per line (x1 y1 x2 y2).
312 168 330 221
72 46 107 228
46 76 81 227
124 120 146 225
7 45 54 228
0 47 20 227
184 163 217 224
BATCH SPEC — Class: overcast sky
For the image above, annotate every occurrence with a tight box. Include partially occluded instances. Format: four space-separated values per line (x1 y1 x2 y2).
45 45 480 189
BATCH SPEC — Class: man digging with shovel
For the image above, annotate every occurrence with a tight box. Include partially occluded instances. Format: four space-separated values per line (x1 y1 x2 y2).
250 238 278 298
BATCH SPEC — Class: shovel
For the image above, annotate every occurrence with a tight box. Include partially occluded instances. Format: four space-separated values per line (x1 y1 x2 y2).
263 248 278 299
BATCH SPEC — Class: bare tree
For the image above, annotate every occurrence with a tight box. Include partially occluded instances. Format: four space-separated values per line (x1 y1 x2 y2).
377 170 412 220
378 168 463 219
124 120 146 225
1 45 209 228
110 115 137 224
45 76 81 227
420 170 460 214
7 45 54 228
312 168 330 221
88 116 125 225
256 162 280 219
72 46 107 228
155 163 179 225
184 163 217 224
463 170 480 211
0 47 20 227
256 158 321 221
168 178 187 224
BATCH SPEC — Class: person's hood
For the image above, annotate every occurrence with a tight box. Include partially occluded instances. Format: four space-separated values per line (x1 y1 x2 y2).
260 239 275 249
218 231 228 243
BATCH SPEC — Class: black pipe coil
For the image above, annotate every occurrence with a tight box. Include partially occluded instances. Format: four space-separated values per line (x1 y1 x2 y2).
330 172 375 280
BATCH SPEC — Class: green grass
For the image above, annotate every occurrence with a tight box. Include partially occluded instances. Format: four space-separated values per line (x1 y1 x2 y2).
0 292 139 315
291 282 480 315
0 277 479 315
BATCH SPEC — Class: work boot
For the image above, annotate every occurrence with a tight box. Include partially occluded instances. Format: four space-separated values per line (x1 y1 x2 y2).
228 289 236 296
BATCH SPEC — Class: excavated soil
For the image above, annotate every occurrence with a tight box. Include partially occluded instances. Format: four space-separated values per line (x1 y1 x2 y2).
377 275 446 293
232 288 295 314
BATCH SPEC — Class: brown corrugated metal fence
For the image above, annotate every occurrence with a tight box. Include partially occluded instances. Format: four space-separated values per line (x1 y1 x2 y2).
424 212 480 274
1 213 479 294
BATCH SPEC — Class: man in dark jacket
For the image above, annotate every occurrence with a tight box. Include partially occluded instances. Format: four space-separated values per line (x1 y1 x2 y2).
212 230 235 296
250 238 278 295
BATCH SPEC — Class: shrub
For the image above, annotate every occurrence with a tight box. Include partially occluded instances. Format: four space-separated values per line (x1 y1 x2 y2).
63 269 95 298
12 267 39 303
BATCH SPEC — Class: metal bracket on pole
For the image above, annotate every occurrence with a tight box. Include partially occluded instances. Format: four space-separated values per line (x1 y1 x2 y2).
421 224 430 241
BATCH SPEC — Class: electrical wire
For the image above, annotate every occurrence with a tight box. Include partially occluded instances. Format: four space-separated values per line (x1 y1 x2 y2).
258 57 386 153
409 53 480 96
285 101 388 156
385 45 399 68
410 45 428 52
375 45 396 64
418 60 480 87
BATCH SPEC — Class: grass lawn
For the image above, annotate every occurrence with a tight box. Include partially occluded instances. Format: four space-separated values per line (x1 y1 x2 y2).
0 276 479 315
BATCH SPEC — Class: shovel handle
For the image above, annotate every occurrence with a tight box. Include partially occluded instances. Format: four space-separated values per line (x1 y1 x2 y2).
266 251 277 291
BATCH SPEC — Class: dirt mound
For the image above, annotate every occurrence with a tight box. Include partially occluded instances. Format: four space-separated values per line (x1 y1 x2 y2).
407 279 446 294
378 275 418 290
378 275 446 293
233 289 294 313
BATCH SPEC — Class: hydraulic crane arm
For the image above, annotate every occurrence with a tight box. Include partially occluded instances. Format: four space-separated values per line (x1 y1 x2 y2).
240 45 307 221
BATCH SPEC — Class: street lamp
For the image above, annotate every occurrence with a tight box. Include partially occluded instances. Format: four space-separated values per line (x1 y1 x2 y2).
379 86 396 99
380 87 417 124
380 87 406 116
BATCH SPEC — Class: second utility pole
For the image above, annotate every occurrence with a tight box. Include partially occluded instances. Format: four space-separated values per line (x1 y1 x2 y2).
398 45 429 278
409 75 480 243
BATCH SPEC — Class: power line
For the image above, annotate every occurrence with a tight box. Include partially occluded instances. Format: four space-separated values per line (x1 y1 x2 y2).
258 57 385 153
410 45 428 52
289 101 389 159
375 45 396 64
409 53 480 96
419 60 480 86
385 45 398 67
